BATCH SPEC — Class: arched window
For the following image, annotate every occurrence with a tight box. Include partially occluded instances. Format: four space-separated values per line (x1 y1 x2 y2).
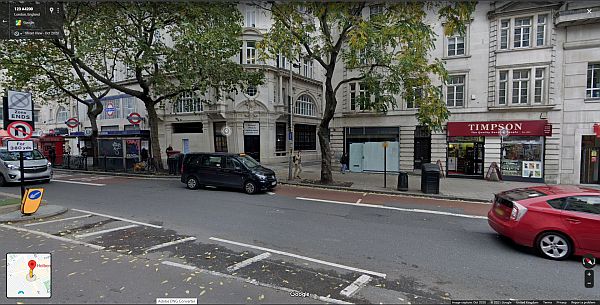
56 106 69 123
173 92 203 114
294 94 316 117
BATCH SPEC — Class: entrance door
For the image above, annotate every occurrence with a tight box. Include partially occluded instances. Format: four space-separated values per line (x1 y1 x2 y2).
243 122 260 161
581 147 600 184
349 143 364 172
414 126 431 169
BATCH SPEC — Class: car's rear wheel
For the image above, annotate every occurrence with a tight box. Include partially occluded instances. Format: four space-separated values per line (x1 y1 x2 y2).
244 181 257 195
186 176 200 190
536 232 572 260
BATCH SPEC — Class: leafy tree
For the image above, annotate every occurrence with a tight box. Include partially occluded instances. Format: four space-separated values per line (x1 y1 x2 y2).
0 6 117 165
259 1 475 183
50 2 263 169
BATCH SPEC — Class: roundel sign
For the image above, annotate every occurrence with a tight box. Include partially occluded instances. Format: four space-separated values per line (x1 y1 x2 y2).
105 102 115 117
7 121 33 140
65 117 79 128
127 112 143 125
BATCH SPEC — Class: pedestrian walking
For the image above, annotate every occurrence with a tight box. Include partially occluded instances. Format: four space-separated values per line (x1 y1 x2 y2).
48 147 56 166
166 145 174 155
141 148 149 162
340 152 349 174
293 150 302 179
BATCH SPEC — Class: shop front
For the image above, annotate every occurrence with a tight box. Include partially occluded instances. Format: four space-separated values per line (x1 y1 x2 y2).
447 120 552 182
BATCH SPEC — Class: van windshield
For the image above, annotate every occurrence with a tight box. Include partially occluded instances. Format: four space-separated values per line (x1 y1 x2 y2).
0 149 45 161
238 155 260 169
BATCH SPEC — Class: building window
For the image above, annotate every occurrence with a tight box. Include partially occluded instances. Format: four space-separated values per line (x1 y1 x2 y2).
500 19 509 49
246 86 257 97
277 54 288 69
245 41 256 64
276 122 286 152
587 63 600 99
512 69 529 104
446 75 465 107
349 82 368 111
302 59 313 78
536 15 547 46
513 17 531 48
498 67 546 106
295 94 316 117
294 124 316 151
245 7 256 27
406 87 422 109
499 71 508 104
123 97 137 116
172 122 203 133
173 92 203 113
34 110 40 123
56 106 69 123
447 35 465 56
213 122 228 152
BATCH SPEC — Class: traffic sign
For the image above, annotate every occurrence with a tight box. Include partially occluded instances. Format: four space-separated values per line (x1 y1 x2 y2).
65 117 79 128
127 112 142 125
7 140 34 152
4 90 35 130
105 102 115 117
20 188 44 215
7 121 33 140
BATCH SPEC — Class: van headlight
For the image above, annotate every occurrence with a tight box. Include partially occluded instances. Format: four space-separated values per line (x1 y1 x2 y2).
4 162 16 170
255 173 267 180
48 162 52 167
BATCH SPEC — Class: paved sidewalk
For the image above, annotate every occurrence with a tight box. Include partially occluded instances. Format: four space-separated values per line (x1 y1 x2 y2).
270 161 580 202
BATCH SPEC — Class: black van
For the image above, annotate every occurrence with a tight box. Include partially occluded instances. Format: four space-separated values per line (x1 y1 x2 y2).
180 152 277 194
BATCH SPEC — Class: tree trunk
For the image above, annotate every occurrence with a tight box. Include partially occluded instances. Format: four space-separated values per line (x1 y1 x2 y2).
87 102 103 167
318 78 337 184
145 102 164 170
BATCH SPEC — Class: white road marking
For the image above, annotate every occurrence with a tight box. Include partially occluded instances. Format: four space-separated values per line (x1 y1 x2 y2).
267 192 276 195
75 224 138 239
226 252 271 272
340 275 372 297
0 224 105 250
71 208 163 228
23 214 92 227
144 237 197 253
209 237 386 279
356 198 362 204
161 261 352 305
296 197 487 220
363 192 368 196
52 179 106 186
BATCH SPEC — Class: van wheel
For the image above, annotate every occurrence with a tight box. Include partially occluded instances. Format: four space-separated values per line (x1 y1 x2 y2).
244 181 257 195
186 176 200 190
536 231 572 260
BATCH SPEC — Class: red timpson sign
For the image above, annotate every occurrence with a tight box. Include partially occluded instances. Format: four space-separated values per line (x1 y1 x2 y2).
447 120 552 137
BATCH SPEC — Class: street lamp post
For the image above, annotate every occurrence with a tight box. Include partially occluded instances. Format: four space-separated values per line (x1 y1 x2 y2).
287 56 294 181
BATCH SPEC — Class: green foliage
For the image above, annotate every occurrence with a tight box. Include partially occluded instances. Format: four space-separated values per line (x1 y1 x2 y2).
260 1 475 132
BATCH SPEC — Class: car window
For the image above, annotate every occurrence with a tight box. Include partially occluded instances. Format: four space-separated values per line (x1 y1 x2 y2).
238 155 260 169
0 149 45 161
202 156 222 168
226 157 242 170
185 155 202 166
565 196 600 215
546 198 566 210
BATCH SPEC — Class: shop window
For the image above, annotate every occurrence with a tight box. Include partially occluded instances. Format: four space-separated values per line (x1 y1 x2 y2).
447 137 484 176
500 136 544 179
172 122 203 134
294 124 316 151
276 122 286 152
587 63 600 99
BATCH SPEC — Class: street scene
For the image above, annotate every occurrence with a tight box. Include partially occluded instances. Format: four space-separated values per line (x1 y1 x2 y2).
1 1 600 304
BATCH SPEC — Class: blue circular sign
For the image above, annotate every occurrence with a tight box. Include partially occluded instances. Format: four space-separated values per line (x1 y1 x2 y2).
28 190 42 200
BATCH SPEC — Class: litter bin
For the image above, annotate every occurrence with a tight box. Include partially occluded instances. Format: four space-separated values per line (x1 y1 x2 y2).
397 172 408 191
421 163 440 194
168 153 182 175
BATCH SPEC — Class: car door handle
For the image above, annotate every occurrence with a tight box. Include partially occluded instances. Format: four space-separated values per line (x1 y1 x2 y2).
566 218 581 224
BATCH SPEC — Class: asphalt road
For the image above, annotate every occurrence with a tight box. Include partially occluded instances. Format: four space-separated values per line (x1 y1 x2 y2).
0 172 596 303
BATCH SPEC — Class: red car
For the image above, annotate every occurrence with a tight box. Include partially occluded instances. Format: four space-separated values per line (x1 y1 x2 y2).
488 185 600 260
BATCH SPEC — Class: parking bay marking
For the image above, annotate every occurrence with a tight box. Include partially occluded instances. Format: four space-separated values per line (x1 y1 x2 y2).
144 237 197 253
209 237 386 279
52 179 106 186
226 252 271 272
340 275 372 297
0 224 105 250
74 224 139 239
71 208 163 228
161 261 352 305
23 214 92 227
296 197 488 220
